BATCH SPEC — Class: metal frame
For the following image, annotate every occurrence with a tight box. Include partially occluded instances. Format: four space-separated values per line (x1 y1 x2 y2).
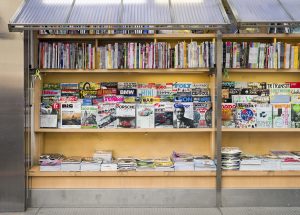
8 0 230 32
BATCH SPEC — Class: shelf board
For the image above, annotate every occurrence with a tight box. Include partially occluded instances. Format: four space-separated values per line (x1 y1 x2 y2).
226 69 300 73
222 128 300 132
223 34 300 39
29 166 216 177
40 68 211 74
222 170 300 177
35 128 214 133
37 34 216 40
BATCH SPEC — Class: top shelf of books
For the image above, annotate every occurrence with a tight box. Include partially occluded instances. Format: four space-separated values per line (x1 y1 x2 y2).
37 34 217 40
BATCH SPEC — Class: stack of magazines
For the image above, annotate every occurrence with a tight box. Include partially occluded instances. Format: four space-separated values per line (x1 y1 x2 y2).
117 158 137 171
136 158 155 171
93 150 113 163
80 157 102 171
154 158 174 171
101 161 118 171
194 155 216 171
39 154 64 171
240 154 263 171
61 156 82 171
171 151 194 171
221 147 242 170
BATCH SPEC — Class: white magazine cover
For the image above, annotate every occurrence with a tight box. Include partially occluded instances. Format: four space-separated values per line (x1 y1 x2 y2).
136 104 155 128
272 103 291 128
96 103 117 128
60 102 81 128
256 104 273 128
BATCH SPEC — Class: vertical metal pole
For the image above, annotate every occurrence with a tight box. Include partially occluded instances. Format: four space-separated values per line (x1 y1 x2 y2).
215 30 223 208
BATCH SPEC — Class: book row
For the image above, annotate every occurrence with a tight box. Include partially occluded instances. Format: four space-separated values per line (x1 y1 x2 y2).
222 147 300 171
39 151 215 172
222 81 300 128
224 42 300 69
39 41 215 69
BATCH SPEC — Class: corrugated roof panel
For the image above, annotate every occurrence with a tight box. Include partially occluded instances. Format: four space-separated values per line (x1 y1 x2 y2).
69 0 121 24
227 0 292 23
279 0 300 21
13 0 73 24
171 0 229 24
122 0 171 24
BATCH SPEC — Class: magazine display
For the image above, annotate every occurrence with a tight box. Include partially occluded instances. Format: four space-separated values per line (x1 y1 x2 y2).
154 102 174 128
235 103 257 128
136 104 155 128
116 103 136 128
81 106 97 128
61 102 81 128
193 102 212 128
256 104 273 128
291 104 300 128
96 103 117 128
273 103 291 128
173 103 194 128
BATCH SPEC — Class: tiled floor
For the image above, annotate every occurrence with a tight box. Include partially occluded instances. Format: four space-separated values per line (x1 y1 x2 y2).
1 208 300 215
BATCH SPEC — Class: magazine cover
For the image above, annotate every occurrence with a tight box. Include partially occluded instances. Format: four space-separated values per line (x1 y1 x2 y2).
81 106 97 128
40 96 60 128
61 102 81 128
79 90 97 99
156 83 173 97
173 102 194 128
136 104 155 128
231 95 256 103
154 102 174 128
118 82 137 89
61 89 80 97
79 82 99 90
103 95 124 103
273 103 291 128
60 83 79 90
193 102 212 128
222 103 236 128
291 104 300 128
173 82 193 94
256 104 273 128
96 103 117 128
116 103 136 128
235 103 257 128
192 88 210 96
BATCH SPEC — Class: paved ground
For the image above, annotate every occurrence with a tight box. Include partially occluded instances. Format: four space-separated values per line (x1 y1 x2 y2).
1 208 300 215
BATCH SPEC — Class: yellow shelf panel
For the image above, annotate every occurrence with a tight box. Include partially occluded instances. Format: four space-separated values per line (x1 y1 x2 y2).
223 171 300 177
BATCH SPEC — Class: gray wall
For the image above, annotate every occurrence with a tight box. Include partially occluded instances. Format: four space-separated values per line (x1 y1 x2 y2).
0 0 25 212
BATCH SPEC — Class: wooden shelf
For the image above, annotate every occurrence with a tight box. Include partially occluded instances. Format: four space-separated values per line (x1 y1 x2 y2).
222 128 300 132
226 69 300 73
35 128 214 133
29 166 216 177
223 170 300 177
223 33 300 39
40 68 211 74
37 33 216 40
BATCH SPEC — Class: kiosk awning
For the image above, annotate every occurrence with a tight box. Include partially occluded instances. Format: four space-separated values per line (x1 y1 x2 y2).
227 0 300 27
9 0 230 32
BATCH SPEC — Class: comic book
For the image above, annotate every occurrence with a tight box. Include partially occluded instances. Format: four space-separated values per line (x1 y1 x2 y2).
136 104 155 128
96 103 117 128
234 103 257 128
273 103 291 128
193 102 212 128
81 106 98 128
256 104 273 128
116 103 136 128
291 104 300 128
222 103 236 128
154 102 174 128
60 102 81 128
